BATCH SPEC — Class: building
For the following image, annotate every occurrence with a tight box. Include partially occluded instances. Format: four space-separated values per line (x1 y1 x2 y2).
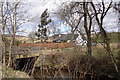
53 34 79 43
52 33 88 46
76 34 87 46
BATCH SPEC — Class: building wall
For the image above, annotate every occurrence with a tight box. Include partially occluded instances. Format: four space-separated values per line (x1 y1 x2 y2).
76 35 87 46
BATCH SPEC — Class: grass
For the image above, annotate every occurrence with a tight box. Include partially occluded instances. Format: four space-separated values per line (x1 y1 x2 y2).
92 32 119 43
32 43 120 78
46 42 119 60
1 66 31 78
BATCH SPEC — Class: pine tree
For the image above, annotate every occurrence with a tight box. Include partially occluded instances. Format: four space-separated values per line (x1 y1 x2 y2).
36 9 52 42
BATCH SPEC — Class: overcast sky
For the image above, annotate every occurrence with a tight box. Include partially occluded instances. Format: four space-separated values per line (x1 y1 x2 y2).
16 0 119 36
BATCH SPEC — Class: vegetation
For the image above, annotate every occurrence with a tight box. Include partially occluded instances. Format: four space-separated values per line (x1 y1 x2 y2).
0 0 119 80
32 44 119 79
92 32 119 43
0 65 32 78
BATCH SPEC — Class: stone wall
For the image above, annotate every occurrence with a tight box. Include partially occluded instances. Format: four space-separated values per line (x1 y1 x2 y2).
19 43 76 49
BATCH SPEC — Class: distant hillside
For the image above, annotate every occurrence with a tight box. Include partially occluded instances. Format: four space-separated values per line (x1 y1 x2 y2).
2 34 32 43
92 32 119 43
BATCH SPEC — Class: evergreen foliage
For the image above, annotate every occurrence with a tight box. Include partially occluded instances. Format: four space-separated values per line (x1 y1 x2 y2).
36 9 52 42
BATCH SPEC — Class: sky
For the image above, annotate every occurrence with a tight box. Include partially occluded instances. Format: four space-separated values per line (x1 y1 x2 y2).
15 0 119 36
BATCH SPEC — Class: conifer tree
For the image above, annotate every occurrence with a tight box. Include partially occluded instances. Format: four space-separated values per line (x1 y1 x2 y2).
36 9 52 42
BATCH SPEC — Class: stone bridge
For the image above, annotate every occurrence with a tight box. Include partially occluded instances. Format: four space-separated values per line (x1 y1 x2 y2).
10 43 76 59
5 46 60 71
10 46 63 59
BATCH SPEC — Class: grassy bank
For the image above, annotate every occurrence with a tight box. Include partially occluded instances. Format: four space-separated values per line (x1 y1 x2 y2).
32 43 120 79
92 32 119 43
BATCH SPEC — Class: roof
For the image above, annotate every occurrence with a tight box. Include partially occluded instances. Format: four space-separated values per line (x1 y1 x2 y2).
48 34 65 39
53 34 78 42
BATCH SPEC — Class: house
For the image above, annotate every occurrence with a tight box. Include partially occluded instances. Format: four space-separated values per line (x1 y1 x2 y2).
51 33 88 46
76 34 87 46
33 33 87 46
46 34 65 43
34 34 66 43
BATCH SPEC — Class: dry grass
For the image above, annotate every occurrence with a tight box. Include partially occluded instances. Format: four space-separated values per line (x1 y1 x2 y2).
32 43 119 78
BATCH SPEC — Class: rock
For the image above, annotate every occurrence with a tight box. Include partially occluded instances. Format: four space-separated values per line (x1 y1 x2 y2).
0 63 34 79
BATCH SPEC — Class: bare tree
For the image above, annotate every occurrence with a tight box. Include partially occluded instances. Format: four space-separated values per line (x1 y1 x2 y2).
91 0 120 75
113 1 120 13
113 1 120 32
83 2 95 65
7 2 20 67
0 2 12 78
56 2 84 34
0 2 9 67
0 2 30 68
47 21 57 36
56 2 95 68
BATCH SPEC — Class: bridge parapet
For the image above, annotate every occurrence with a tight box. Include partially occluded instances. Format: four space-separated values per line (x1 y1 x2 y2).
12 46 42 55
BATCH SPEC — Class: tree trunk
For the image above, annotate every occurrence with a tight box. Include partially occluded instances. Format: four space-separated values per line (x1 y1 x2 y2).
83 2 92 65
87 34 92 64
99 24 120 75
7 36 15 68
